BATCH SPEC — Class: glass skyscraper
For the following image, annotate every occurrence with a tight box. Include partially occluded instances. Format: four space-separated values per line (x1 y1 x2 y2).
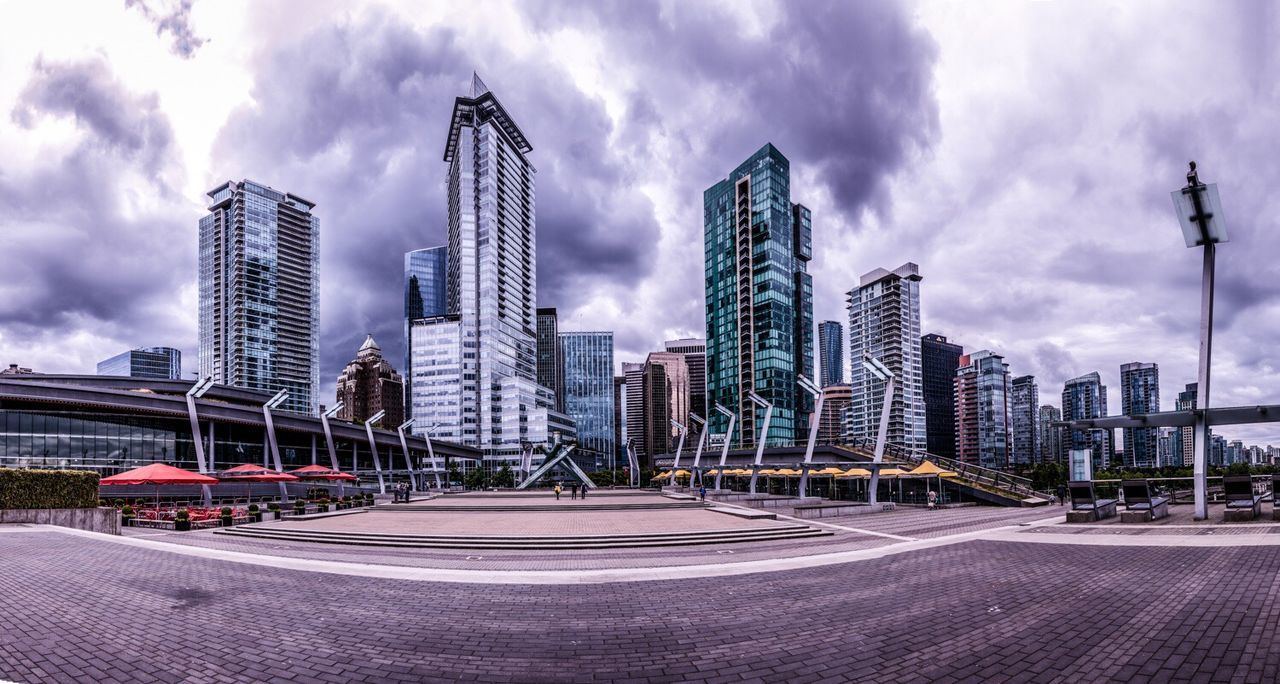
818 321 844 388
1062 371 1112 471
1120 362 1160 468
96 347 182 380
1010 375 1039 465
410 75 551 467
920 332 962 459
845 263 926 453
536 308 564 412
703 143 814 449
559 331 615 469
404 246 447 418
955 350 1011 470
199 180 319 415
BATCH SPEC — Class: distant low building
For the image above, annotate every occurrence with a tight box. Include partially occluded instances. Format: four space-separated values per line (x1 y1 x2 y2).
96 347 181 380
1 364 34 375
335 335 404 428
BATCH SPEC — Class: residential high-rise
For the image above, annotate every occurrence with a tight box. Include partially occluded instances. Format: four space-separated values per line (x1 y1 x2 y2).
1010 375 1039 465
818 384 852 444
613 375 627 468
404 246 447 419
1062 372 1112 471
642 362 670 470
704 143 814 449
663 338 706 421
622 362 646 465
845 264 926 453
335 335 404 427
818 321 844 387
954 351 1011 469
558 332 615 469
1038 405 1062 463
1157 427 1179 468
96 347 182 380
1120 362 1160 468
199 180 319 415
644 351 691 453
409 75 550 468
1177 382 1198 466
920 333 963 458
537 308 564 412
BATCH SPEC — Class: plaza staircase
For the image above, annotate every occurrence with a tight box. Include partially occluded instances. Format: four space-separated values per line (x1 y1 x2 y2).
833 439 1053 507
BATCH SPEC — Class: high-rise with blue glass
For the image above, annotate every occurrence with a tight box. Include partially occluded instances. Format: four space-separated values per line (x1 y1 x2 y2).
818 321 844 387
97 347 182 380
404 246 447 418
559 331 615 469
703 143 814 449
199 180 319 415
1120 362 1160 468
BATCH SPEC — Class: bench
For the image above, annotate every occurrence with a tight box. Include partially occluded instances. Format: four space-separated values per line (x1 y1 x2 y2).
1223 475 1263 521
1066 481 1117 523
1119 479 1169 522
1274 474 1280 521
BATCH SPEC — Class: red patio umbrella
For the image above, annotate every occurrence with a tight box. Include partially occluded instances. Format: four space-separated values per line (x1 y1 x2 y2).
219 464 299 502
289 464 358 497
100 463 219 510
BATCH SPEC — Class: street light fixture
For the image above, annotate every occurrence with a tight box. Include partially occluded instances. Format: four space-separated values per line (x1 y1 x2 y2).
1171 161 1228 520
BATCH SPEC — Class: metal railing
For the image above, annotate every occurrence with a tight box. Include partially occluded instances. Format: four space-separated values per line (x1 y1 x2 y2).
833 438 1051 502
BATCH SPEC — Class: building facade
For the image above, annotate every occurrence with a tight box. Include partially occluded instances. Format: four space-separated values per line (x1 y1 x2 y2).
97 347 182 380
954 350 1011 470
199 179 319 415
1177 382 1198 466
613 375 627 469
1010 375 1039 466
536 308 564 412
920 333 962 459
404 246 448 418
704 143 814 449
818 321 844 388
335 335 404 428
409 75 552 468
818 384 852 444
1038 405 1062 464
558 332 615 469
1062 372 1112 471
1119 362 1160 468
663 338 706 422
622 362 646 467
845 264 926 453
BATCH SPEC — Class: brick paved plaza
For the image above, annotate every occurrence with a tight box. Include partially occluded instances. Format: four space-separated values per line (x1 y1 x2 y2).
4 497 1280 683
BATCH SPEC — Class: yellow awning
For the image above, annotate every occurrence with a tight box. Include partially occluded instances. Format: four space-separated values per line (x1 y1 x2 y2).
940 471 959 478
652 471 671 480
775 468 801 476
877 468 907 477
757 469 780 476
907 460 948 476
674 469 691 477
813 467 845 475
837 468 871 478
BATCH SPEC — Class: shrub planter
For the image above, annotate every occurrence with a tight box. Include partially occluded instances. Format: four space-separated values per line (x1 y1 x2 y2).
220 506 233 527
267 503 280 520
175 509 191 532
121 505 135 527
248 504 262 523
293 501 307 516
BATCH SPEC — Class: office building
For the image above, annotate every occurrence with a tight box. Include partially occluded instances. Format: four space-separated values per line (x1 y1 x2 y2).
97 347 182 380
954 350 1011 470
1062 372 1112 471
817 384 852 444
409 75 551 468
703 143 814 449
1010 375 1039 465
537 308 564 412
1157 427 1179 469
1120 362 1160 468
920 333 963 458
614 375 627 468
558 332 615 469
335 335 404 427
404 246 447 417
199 179 319 415
845 264 926 453
663 338 706 421
622 362 646 466
818 321 844 387
1038 405 1062 464
1177 383 1198 466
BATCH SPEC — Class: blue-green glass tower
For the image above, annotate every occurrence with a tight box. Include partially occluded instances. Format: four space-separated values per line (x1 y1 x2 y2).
703 143 814 448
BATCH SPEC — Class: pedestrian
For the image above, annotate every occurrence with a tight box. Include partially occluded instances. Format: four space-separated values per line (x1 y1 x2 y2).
699 485 706 501
581 485 588 499
1056 483 1066 506
927 489 937 511
554 483 561 500
571 483 579 500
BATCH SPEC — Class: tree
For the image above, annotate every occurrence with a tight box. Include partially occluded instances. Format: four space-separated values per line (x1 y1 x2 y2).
464 466 487 490
492 464 515 488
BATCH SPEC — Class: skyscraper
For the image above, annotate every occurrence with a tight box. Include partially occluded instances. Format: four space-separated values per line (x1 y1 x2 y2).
622 362 646 465
404 246 447 419
1010 375 1039 465
537 308 564 412
1177 383 1198 466
1062 372 1112 471
409 75 550 467
920 333 963 458
1120 362 1160 468
818 384 852 444
96 347 182 380
643 350 691 453
199 180 318 415
704 143 814 449
613 375 627 468
845 264 926 453
663 338 706 422
954 350 1011 469
335 335 404 427
559 332 615 469
1038 405 1062 463
818 321 844 387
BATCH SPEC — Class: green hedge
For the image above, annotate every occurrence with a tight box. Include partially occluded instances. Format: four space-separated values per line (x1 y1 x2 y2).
0 469 101 509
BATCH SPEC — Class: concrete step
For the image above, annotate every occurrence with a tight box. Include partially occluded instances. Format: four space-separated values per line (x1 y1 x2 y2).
386 502 709 512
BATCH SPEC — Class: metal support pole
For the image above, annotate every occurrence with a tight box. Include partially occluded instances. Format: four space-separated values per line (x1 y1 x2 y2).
798 377 823 499
749 399 773 496
713 404 737 491
184 378 215 507
262 390 289 502
364 410 387 495
397 419 418 491
868 376 895 506
321 403 344 471
669 420 687 490
688 414 707 488
426 427 444 489
1193 242 1215 519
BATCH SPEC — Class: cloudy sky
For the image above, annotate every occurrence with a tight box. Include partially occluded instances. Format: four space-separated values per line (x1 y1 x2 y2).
2 0 1278 444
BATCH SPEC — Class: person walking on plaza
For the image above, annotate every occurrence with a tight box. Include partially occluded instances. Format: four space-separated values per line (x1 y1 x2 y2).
571 482 579 500
1056 483 1066 506
554 483 562 500
580 485 587 499
699 485 706 501
927 489 937 511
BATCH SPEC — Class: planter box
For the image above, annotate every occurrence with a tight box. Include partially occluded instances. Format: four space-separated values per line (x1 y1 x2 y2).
0 507 121 535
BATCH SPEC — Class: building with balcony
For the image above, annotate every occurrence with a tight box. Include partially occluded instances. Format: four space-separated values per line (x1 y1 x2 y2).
1120 362 1160 468
818 321 844 387
954 350 1011 470
1010 375 1039 465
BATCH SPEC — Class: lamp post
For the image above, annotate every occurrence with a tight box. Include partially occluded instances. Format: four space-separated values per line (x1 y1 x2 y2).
746 391 773 495
796 375 823 500
688 413 707 488
863 355 895 506
363 409 388 495
713 403 737 491
669 419 687 490
1171 161 1228 521
396 418 417 492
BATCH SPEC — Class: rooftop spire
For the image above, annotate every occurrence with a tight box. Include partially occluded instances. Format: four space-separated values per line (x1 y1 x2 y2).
470 71 490 98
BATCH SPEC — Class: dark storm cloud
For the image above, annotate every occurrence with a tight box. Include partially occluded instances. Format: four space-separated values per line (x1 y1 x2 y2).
124 0 206 58
212 10 661 388
2 56 189 342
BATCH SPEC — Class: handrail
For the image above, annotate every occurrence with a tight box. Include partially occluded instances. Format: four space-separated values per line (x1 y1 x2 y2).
833 437 1047 500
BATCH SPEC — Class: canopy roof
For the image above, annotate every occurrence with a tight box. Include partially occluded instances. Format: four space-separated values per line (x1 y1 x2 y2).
100 463 219 486
288 464 358 481
220 465 299 482
837 467 872 478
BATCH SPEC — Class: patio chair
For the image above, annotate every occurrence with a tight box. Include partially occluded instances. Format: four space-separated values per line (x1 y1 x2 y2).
1066 481 1117 522
1120 480 1169 522
1223 475 1263 521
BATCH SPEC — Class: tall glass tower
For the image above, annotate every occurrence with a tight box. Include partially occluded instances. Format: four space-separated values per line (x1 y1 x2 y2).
1010 375 1039 465
199 180 318 415
817 321 844 387
411 74 550 467
1062 371 1112 471
703 143 814 449
955 350 1011 469
404 246 447 419
1120 362 1160 468
559 331 615 469
96 347 182 380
